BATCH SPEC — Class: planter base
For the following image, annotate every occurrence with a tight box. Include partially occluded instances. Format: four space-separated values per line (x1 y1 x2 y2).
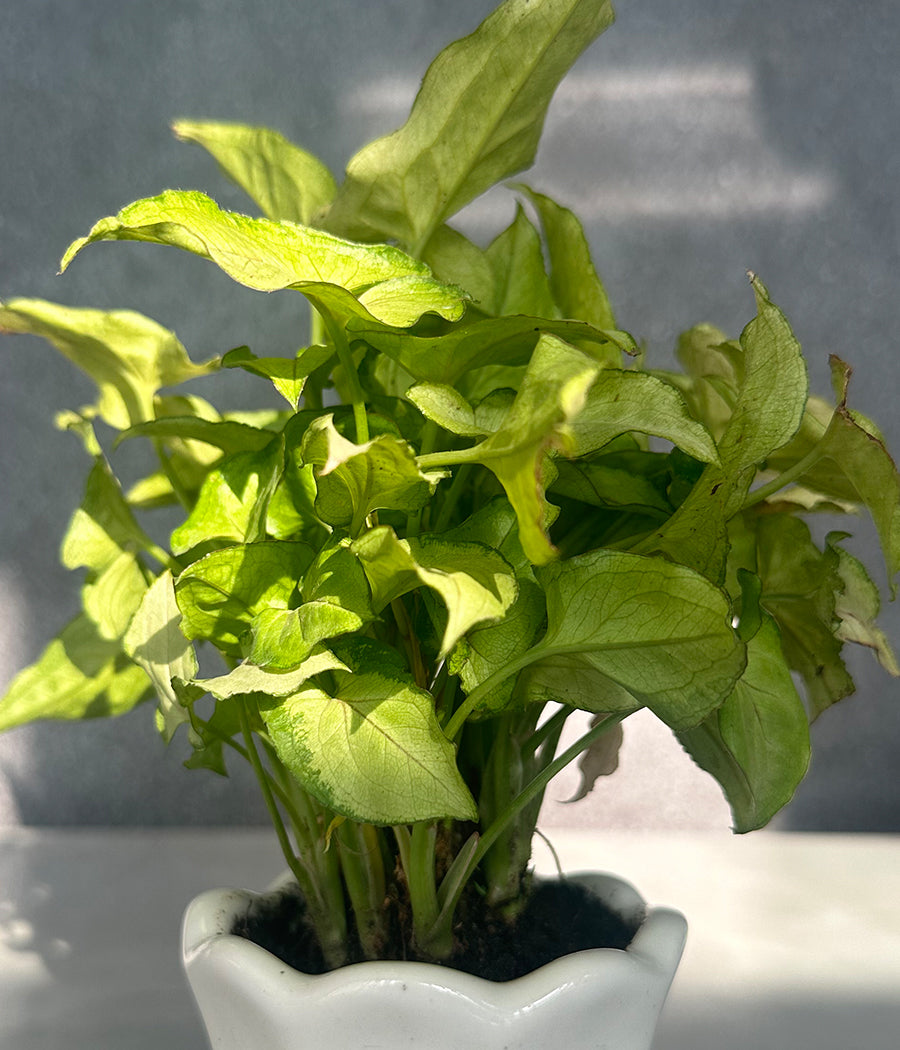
182 871 686 1050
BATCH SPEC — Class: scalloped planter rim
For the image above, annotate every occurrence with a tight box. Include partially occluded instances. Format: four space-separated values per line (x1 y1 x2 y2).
182 871 687 1050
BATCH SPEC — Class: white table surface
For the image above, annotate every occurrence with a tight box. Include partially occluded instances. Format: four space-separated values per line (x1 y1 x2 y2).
1 827 898 1049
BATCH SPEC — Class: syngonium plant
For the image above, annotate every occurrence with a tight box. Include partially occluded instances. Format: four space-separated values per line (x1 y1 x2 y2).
2 0 899 969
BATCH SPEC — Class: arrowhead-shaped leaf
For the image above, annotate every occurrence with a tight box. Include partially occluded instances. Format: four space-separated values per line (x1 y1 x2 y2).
124 571 199 742
517 185 617 330
748 515 853 718
449 577 546 715
175 541 315 655
82 550 149 641
61 190 431 294
482 205 557 319
351 525 517 658
169 441 284 554
173 120 337 224
571 370 719 464
222 345 335 410
640 276 809 581
678 616 810 832
246 543 374 671
533 549 745 730
261 671 478 825
61 458 159 573
356 275 470 328
422 333 601 563
0 298 216 428
196 649 349 700
325 0 615 249
119 414 275 456
831 538 900 675
302 415 440 534
421 224 496 309
361 314 634 386
0 616 148 731
766 357 900 590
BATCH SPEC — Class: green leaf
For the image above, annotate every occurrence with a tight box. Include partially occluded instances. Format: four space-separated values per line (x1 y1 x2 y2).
421 224 496 309
196 649 349 700
422 334 601 563
483 205 557 318
517 185 617 349
551 452 673 515
767 358 900 590
357 275 470 328
247 543 374 671
183 698 243 776
61 458 159 573
61 190 431 294
169 441 284 554
0 616 148 731
351 525 517 658
123 571 199 743
831 538 900 675
669 324 741 441
405 382 489 438
174 541 314 655
302 415 441 534
82 550 149 641
360 313 632 386
640 276 808 581
260 671 477 824
172 120 337 224
325 0 615 249
519 654 640 714
119 414 275 455
222 345 334 410
747 515 852 718
571 369 720 463
0 298 216 428
450 577 546 715
678 616 811 832
533 549 745 730
248 604 365 672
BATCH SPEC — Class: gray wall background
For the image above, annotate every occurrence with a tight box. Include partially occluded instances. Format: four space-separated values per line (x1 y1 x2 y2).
1 0 898 829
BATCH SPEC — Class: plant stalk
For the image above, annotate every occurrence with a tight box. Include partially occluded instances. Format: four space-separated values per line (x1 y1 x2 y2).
320 310 369 445
428 710 630 943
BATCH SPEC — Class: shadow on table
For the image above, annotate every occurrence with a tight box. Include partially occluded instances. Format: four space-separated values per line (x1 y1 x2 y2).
655 991 900 1050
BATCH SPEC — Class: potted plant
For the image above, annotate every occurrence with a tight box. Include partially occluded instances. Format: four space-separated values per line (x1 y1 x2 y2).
2 0 899 1047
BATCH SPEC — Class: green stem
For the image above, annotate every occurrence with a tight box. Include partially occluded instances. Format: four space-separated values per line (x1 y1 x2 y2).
741 441 827 510
480 711 629 866
309 305 326 348
443 648 541 741
524 706 570 756
417 447 471 471
428 711 631 943
238 705 348 968
433 463 473 534
390 595 428 688
152 438 193 512
321 311 368 444
336 822 387 960
405 822 448 958
238 704 305 886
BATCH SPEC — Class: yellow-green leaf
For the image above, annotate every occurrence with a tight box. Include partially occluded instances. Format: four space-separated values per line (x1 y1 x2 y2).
173 120 337 224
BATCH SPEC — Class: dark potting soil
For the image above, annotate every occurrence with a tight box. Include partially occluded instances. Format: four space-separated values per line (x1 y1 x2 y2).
232 878 642 982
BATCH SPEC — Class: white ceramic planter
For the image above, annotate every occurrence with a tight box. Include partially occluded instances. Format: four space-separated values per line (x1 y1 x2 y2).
182 871 687 1050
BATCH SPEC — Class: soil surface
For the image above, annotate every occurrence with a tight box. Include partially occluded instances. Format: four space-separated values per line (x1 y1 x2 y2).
233 878 642 982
